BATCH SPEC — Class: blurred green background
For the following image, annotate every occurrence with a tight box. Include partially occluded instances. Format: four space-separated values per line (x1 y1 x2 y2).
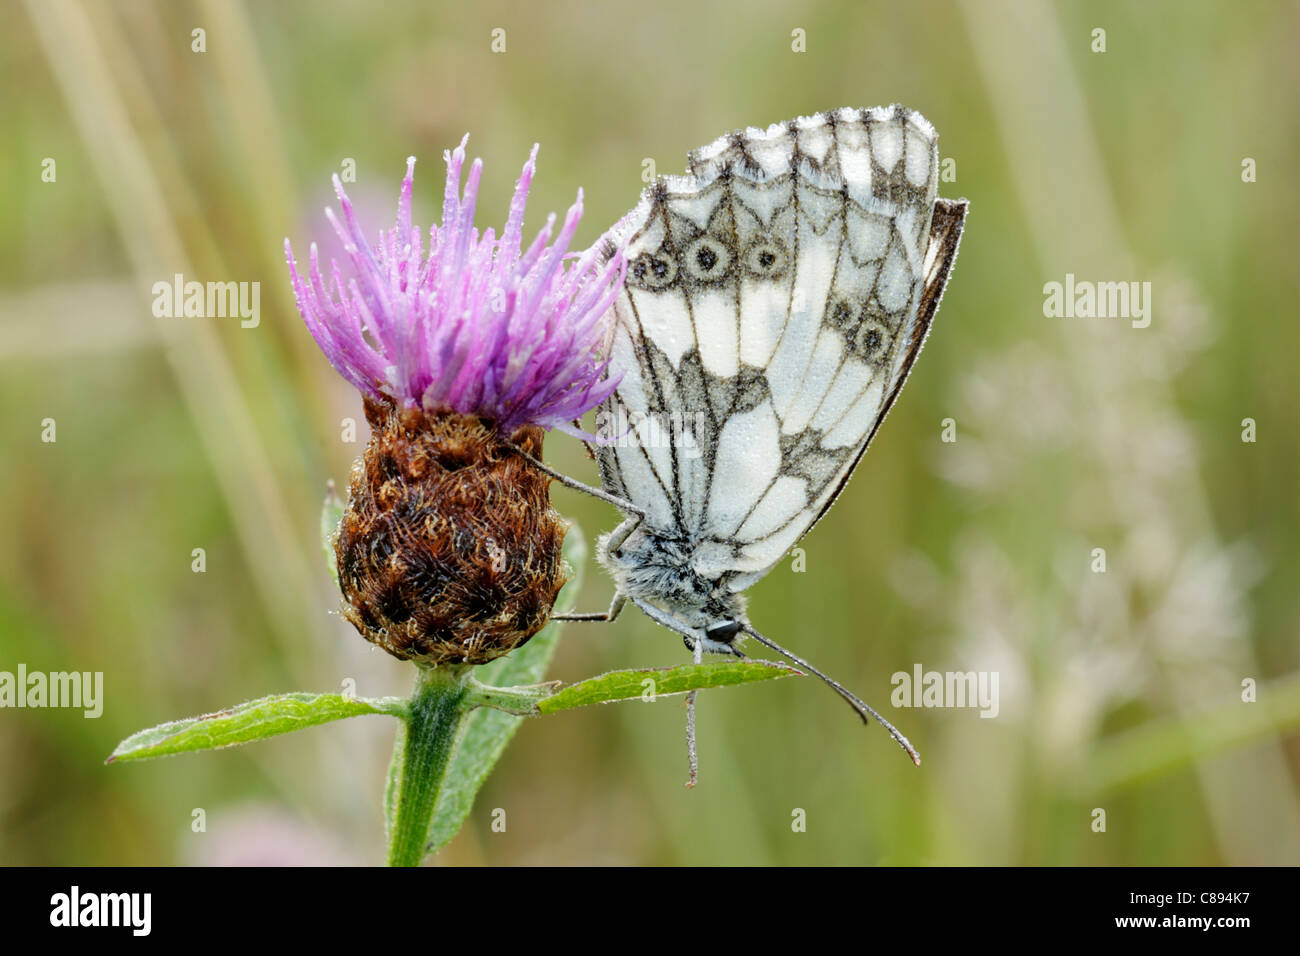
2 0 1297 865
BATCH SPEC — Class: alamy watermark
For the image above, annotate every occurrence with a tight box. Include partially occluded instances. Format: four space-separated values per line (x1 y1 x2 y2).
50 886 150 936
595 405 710 459
891 664 999 718
0 665 102 718
1042 273 1151 328
151 273 260 328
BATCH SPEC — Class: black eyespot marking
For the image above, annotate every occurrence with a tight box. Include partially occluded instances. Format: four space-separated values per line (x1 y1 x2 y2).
826 296 895 364
628 251 678 290
853 317 893 363
826 297 858 332
741 237 790 279
683 236 733 283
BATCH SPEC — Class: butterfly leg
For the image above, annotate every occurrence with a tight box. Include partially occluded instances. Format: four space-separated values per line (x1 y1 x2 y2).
502 439 645 521
625 597 750 788
552 592 626 623
685 637 703 789
601 513 643 557
504 440 648 621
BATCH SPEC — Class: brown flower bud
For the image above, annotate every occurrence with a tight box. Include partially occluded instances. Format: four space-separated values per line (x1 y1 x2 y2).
335 397 569 665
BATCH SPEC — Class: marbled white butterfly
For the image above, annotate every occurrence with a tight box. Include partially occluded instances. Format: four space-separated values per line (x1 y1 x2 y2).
550 106 967 771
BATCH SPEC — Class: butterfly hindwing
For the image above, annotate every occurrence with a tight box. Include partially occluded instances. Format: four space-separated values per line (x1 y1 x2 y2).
597 106 965 592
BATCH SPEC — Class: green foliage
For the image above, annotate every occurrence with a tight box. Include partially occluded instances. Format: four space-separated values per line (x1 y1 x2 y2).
107 693 407 763
537 660 801 713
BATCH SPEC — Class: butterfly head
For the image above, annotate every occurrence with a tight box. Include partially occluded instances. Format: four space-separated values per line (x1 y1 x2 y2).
689 618 745 656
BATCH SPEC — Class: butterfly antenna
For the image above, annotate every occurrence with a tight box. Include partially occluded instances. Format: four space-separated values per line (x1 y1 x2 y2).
740 624 921 767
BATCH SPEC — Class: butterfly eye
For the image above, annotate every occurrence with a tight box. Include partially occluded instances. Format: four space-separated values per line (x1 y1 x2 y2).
683 236 733 283
741 238 790 279
705 620 743 643
628 252 679 290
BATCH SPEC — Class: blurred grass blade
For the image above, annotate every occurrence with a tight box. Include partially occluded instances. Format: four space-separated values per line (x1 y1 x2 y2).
108 693 407 764
1086 671 1300 793
25 0 322 673
320 483 344 586
423 526 586 854
538 660 802 714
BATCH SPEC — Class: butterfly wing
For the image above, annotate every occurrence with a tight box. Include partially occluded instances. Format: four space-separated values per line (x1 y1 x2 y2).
803 195 968 542
596 107 967 594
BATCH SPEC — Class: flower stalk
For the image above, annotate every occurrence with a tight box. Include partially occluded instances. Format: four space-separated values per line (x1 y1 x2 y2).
386 663 472 867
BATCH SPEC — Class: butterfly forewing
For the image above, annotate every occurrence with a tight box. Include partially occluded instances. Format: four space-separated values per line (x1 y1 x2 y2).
597 106 965 593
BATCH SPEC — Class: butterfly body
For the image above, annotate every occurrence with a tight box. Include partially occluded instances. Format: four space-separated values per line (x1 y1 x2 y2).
596 526 749 653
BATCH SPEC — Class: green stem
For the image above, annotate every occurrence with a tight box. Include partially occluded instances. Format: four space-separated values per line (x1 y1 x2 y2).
386 664 470 867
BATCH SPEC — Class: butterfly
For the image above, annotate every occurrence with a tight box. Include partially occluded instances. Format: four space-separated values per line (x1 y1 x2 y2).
545 106 967 773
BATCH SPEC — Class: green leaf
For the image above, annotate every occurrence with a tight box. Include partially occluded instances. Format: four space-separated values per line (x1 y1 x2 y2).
383 722 404 845
108 693 406 764
423 526 585 854
537 659 802 714
321 482 345 586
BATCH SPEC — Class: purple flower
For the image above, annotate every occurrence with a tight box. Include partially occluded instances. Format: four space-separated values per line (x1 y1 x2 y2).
285 137 626 435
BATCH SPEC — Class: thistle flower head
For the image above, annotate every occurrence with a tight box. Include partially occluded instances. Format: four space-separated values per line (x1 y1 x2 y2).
286 137 626 435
